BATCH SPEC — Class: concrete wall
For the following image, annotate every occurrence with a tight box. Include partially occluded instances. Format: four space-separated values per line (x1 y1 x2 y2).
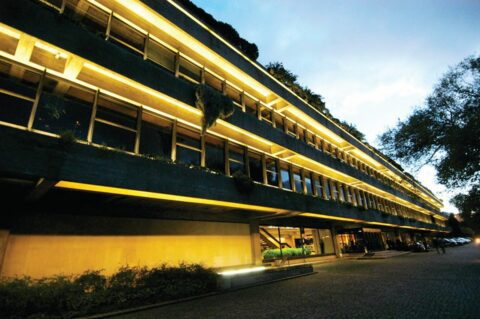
1 215 252 278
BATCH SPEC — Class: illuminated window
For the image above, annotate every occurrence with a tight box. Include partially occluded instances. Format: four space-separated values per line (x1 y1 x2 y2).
265 157 278 186
280 162 292 190
64 1 109 36
313 175 323 197
292 167 303 194
304 172 313 195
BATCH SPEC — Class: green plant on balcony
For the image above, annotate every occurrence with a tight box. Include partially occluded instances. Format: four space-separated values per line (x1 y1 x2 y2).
195 84 234 134
232 170 254 194
58 130 77 148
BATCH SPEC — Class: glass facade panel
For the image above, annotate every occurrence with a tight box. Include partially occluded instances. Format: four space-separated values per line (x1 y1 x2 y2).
176 126 201 166
35 83 94 140
205 135 224 173
244 94 257 116
319 229 334 254
64 1 109 35
179 57 201 83
229 143 245 175
304 173 313 195
140 112 172 159
293 168 303 194
248 152 263 183
313 175 323 197
93 95 137 151
265 157 278 186
204 71 223 92
110 16 146 53
0 62 39 126
147 39 176 72
280 165 291 190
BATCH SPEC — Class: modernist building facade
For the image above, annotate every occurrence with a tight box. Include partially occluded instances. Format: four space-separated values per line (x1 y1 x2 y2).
0 0 447 278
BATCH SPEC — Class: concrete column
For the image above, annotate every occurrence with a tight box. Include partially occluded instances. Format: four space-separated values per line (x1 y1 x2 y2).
330 226 342 258
0 230 10 275
249 221 262 265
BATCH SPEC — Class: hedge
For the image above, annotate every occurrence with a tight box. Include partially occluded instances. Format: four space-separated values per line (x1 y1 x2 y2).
0 264 218 319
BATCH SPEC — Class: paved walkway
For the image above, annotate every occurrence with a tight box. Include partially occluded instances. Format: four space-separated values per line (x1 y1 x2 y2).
111 245 480 319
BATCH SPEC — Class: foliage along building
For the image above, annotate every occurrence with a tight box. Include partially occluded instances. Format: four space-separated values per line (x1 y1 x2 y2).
0 0 447 278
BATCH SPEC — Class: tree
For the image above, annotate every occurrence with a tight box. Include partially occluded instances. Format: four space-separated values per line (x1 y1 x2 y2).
379 55 480 228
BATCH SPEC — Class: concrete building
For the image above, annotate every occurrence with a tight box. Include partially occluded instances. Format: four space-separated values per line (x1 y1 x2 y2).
0 0 447 278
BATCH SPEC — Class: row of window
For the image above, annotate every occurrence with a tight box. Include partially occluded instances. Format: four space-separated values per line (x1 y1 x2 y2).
0 57 440 226
34 0 435 210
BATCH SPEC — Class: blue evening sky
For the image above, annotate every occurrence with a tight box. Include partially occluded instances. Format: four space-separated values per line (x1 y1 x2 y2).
191 0 480 213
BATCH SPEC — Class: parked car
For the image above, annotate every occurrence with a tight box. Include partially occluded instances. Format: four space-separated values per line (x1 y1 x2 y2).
410 241 427 252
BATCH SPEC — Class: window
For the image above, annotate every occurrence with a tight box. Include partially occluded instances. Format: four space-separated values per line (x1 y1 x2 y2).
140 112 172 159
64 1 109 36
92 94 138 151
0 61 40 126
338 183 345 202
313 175 323 197
35 78 94 140
110 15 146 54
179 56 201 83
324 178 331 199
285 119 296 138
228 143 245 175
205 135 224 173
225 84 241 105
305 131 315 147
204 71 223 92
265 157 278 186
330 181 338 200
147 39 176 72
176 126 201 166
304 172 313 195
244 94 257 117
293 167 303 194
248 151 263 183
280 162 292 190
260 105 273 125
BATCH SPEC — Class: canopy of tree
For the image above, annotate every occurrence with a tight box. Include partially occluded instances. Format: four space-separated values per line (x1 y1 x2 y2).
175 0 259 60
380 55 480 233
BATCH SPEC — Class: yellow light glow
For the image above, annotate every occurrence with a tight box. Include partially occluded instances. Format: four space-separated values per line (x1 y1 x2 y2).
300 213 362 223
34 42 68 59
116 0 270 97
83 62 200 115
218 266 266 276
55 181 288 214
0 23 20 39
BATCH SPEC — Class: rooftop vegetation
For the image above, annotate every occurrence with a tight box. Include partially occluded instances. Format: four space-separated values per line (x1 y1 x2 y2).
174 0 259 60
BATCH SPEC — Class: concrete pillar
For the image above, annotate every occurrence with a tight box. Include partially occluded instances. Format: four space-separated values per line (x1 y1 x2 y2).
249 221 262 265
0 230 10 275
330 226 342 258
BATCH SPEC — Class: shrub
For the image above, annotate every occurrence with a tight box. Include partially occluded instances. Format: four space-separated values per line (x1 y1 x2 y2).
262 247 311 260
58 130 76 148
195 84 234 133
0 264 218 319
232 170 254 194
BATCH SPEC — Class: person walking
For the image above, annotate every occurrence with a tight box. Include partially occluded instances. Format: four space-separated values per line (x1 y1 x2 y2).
439 238 446 254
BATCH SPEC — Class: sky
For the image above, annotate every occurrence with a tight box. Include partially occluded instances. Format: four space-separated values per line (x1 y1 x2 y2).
191 0 480 213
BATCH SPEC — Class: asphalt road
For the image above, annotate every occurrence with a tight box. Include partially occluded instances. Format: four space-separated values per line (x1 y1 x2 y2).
111 244 480 319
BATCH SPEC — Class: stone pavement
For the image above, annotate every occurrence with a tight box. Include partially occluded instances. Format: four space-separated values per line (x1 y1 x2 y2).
110 244 480 319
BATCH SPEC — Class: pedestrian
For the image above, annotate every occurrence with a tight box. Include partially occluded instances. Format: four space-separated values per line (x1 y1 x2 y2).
439 238 446 254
